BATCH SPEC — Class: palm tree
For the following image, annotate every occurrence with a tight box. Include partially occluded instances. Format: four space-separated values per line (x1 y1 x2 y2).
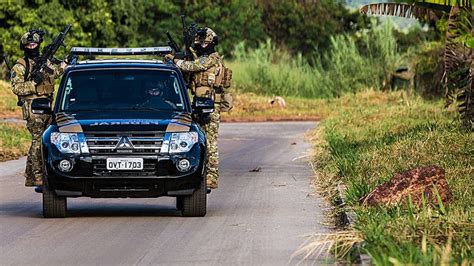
360 0 473 129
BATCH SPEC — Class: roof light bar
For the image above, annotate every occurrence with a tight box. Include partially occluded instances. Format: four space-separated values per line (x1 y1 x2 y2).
70 47 173 56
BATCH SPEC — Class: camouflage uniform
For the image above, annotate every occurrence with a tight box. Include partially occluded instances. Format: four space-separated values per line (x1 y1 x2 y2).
11 43 65 186
174 52 224 189
165 28 232 188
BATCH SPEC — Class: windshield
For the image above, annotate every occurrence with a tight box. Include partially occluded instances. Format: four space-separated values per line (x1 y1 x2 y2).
60 69 186 112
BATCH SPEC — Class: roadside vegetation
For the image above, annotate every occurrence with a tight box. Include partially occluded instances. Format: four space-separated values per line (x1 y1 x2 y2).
230 21 399 98
0 0 365 79
0 122 30 162
0 80 21 118
309 89 473 264
0 80 28 162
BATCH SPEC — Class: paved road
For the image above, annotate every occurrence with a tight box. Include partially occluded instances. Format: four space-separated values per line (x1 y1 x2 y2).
0 122 329 265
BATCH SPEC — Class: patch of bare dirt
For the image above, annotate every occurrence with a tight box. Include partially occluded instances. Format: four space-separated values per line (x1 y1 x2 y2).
360 165 453 207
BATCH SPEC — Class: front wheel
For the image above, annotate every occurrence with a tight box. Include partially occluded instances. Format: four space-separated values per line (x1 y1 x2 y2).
43 186 67 218
181 177 207 217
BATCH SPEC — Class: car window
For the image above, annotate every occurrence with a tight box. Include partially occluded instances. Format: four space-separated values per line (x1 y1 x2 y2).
60 69 186 112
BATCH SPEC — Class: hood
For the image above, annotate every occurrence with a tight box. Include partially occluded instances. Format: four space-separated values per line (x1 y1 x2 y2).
53 111 193 133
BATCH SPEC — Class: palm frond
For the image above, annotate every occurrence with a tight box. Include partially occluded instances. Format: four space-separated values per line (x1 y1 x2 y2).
444 6 473 129
416 0 472 8
360 3 442 21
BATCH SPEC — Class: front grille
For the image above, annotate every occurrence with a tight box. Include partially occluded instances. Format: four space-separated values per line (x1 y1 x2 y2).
85 132 164 155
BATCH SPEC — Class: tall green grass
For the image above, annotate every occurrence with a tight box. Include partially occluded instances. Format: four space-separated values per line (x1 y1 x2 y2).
311 90 474 264
0 122 30 162
229 21 399 98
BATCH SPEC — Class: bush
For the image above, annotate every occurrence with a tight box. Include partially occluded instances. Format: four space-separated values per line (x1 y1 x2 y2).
413 42 445 98
231 21 400 98
259 0 369 57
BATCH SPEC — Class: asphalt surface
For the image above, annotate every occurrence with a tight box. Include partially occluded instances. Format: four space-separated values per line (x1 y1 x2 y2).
0 121 329 265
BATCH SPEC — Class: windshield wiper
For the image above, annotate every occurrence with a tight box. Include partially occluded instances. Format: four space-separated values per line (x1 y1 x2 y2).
116 107 170 112
65 108 106 112
65 107 173 112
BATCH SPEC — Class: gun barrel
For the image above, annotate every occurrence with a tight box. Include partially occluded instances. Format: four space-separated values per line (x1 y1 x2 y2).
63 23 72 35
166 32 181 53
2 54 12 72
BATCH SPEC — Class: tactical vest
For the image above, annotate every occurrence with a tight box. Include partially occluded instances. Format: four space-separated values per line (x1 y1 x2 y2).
17 57 55 96
193 53 232 89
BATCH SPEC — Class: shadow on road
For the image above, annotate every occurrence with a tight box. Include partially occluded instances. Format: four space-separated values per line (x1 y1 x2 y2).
0 201 184 218
68 203 182 218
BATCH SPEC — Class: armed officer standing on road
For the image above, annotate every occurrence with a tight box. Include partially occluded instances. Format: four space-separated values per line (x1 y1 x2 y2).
10 30 67 189
165 27 232 190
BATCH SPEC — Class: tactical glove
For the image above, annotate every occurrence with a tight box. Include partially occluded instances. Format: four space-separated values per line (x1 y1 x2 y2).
199 113 212 125
164 54 175 63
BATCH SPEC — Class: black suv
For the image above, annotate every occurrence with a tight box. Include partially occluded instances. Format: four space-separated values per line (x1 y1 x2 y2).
32 47 214 218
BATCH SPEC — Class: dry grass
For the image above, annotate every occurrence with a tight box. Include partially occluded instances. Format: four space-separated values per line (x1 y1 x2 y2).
0 81 30 162
221 91 323 122
308 89 474 264
293 231 364 263
0 80 21 119
222 88 400 122
0 122 30 162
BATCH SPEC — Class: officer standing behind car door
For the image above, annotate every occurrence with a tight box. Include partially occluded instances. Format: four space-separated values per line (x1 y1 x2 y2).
10 30 67 189
165 27 233 190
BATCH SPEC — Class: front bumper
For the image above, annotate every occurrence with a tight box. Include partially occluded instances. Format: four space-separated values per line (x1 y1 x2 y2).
43 144 205 198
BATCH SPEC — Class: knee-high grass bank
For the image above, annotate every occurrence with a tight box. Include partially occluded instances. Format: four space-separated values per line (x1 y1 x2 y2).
310 90 473 264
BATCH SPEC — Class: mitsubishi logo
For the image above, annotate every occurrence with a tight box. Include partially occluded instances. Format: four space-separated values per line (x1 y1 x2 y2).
116 136 134 150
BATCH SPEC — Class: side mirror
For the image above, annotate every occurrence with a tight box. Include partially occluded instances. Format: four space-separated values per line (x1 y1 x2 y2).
192 97 214 114
31 98 53 115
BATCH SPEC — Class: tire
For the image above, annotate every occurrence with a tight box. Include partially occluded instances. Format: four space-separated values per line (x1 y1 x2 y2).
181 177 207 217
43 186 67 218
176 196 184 211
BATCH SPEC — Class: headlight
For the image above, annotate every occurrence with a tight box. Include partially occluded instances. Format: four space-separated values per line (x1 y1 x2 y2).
162 132 198 154
50 132 88 154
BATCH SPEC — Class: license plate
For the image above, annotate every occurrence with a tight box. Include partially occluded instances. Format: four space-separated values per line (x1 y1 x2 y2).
106 158 143 170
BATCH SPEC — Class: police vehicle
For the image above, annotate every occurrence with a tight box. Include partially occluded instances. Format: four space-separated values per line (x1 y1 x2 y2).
32 47 214 218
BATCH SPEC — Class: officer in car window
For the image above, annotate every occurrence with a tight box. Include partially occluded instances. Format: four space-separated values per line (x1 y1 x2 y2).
142 82 176 110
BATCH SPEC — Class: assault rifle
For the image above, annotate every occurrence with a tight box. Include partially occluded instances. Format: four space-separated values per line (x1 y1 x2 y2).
28 24 72 84
166 15 198 61
2 53 12 78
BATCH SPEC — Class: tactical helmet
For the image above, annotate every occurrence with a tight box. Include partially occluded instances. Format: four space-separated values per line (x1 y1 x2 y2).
20 30 45 58
20 30 44 45
195 27 219 45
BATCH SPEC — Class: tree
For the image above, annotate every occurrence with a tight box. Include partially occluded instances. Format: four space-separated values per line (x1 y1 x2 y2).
174 0 267 56
258 0 370 57
0 0 87 60
361 0 473 129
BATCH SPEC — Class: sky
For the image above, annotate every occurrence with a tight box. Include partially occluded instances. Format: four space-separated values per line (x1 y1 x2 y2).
344 0 419 29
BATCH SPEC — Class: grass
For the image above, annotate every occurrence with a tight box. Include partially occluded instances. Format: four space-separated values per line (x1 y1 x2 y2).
0 79 22 118
229 21 399 98
221 91 322 122
309 89 474 264
0 80 29 162
0 122 30 162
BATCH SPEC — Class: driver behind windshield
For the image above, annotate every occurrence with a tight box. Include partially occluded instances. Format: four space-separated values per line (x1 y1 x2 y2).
140 81 176 110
